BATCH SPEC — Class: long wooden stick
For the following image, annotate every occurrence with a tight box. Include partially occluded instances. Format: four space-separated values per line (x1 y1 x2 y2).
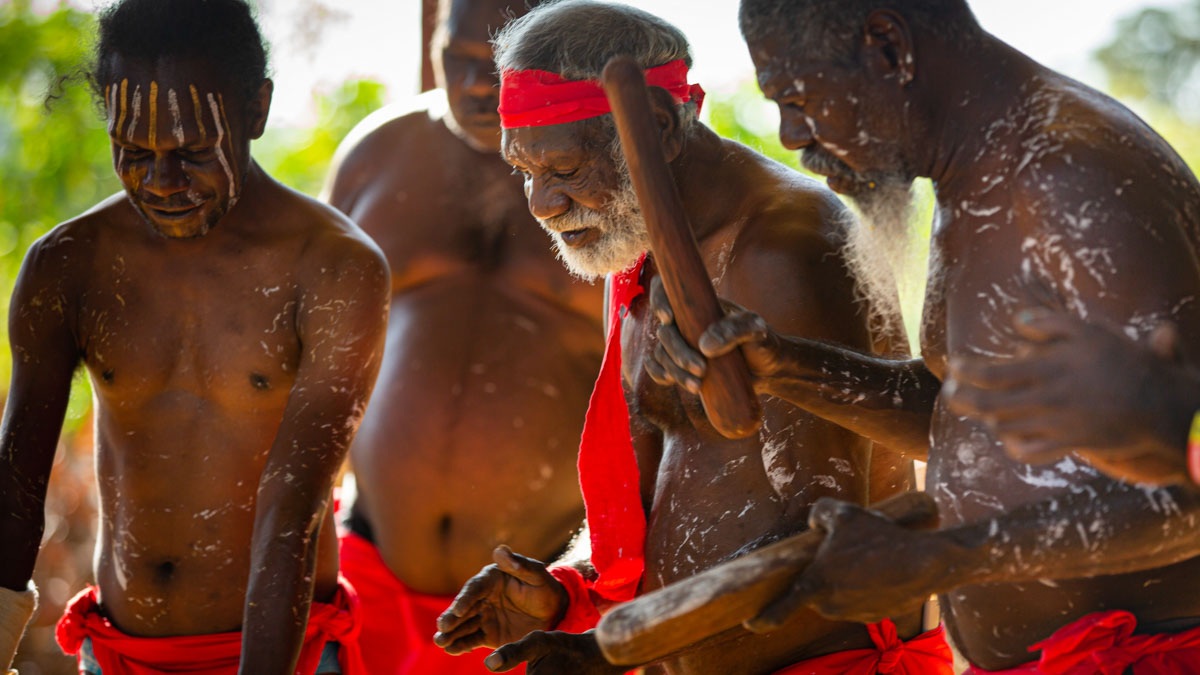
594 492 940 666
601 56 761 440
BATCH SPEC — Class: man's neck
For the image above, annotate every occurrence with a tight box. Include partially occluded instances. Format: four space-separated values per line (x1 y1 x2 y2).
669 124 740 242
913 34 1038 190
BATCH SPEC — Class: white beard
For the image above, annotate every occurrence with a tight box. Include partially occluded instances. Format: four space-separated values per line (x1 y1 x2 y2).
841 176 918 338
537 165 650 281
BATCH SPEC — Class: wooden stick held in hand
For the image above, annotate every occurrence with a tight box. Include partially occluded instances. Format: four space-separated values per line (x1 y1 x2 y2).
601 56 762 440
594 492 940 666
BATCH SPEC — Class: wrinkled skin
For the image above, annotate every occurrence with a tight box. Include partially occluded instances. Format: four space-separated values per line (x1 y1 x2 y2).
946 310 1199 486
435 545 569 654
644 8 1200 670
322 0 601 630
438 81 920 674
484 631 624 675
0 56 390 675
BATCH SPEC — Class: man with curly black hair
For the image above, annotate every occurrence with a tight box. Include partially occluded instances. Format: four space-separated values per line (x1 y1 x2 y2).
0 1 390 673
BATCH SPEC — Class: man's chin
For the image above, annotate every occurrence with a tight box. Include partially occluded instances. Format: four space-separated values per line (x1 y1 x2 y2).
552 240 639 282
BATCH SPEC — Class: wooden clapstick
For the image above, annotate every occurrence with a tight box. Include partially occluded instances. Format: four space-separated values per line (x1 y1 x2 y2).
594 491 940 666
601 56 761 440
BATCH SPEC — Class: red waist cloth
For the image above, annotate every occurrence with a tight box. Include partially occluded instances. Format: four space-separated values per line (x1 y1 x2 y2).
965 610 1200 675
773 620 953 675
55 575 364 675
339 532 517 675
577 254 649 604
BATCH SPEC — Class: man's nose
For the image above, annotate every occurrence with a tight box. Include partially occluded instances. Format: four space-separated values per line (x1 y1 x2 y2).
463 64 497 97
778 107 814 151
143 154 187 197
527 176 570 221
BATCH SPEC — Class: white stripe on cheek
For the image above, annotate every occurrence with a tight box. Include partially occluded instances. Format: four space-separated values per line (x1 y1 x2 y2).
126 85 142 139
168 89 185 145
207 92 236 198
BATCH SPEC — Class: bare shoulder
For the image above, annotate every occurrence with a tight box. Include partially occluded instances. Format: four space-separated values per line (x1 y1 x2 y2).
18 193 131 286
723 140 851 273
323 90 449 206
715 142 867 342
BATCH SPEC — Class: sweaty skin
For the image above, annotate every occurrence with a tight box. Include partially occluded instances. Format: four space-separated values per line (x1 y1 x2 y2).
0 56 389 675
440 88 919 675
650 13 1200 671
322 0 603 596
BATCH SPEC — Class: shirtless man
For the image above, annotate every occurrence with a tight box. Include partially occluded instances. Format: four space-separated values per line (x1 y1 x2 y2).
0 1 389 673
432 3 950 674
321 0 604 672
650 0 1200 671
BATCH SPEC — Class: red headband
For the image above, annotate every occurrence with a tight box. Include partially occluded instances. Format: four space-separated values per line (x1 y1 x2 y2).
498 59 705 129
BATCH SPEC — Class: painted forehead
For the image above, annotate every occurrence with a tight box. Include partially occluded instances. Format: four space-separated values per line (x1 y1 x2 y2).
104 74 236 142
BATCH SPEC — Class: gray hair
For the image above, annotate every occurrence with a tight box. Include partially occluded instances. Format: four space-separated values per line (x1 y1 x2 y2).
739 0 983 66
493 0 699 129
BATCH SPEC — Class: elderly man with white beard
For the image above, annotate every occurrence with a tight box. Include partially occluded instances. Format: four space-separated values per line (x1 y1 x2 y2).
431 2 954 674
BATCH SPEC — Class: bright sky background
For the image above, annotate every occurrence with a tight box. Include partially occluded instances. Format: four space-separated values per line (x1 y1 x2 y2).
252 0 1190 128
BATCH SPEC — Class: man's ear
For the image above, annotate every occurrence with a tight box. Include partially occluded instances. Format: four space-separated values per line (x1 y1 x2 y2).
647 86 685 162
248 78 273 139
862 10 915 86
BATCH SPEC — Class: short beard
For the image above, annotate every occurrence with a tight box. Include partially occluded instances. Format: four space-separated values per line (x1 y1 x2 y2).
538 142 649 281
841 174 918 339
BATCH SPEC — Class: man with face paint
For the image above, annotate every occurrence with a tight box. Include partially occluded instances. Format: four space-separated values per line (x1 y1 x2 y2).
649 0 1200 672
431 3 954 674
322 0 603 673
0 1 389 674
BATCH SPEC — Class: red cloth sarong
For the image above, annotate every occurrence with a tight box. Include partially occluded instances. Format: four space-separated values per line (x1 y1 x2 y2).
965 610 1200 674
339 532 517 674
772 620 953 674
576 255 648 603
55 575 364 674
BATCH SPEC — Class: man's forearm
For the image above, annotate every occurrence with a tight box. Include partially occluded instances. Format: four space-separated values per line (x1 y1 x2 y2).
763 337 939 458
239 494 326 675
941 478 1200 587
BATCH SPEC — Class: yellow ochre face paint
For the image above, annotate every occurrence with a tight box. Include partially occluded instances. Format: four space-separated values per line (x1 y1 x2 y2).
116 79 129 139
148 81 158 148
189 85 207 141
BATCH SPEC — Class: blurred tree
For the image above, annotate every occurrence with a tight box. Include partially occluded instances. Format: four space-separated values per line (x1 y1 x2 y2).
1096 0 1200 119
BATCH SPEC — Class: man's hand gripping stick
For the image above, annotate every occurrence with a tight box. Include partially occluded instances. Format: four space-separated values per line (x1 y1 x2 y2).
601 56 761 439
594 492 939 666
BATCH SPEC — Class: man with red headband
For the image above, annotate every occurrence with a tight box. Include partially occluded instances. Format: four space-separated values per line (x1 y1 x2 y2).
432 2 951 674
322 0 602 672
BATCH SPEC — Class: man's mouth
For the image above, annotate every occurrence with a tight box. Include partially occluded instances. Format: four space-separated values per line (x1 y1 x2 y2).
145 203 202 220
558 227 600 249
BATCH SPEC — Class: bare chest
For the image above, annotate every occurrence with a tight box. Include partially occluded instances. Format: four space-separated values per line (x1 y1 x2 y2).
76 250 301 411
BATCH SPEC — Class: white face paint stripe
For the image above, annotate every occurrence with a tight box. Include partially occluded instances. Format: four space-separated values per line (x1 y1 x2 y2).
168 88 185 145
126 84 142 140
107 84 117 134
207 92 236 198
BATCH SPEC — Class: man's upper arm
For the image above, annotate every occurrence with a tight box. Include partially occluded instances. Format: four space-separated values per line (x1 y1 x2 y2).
284 233 390 465
1013 153 1200 352
0 232 80 587
722 210 875 352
